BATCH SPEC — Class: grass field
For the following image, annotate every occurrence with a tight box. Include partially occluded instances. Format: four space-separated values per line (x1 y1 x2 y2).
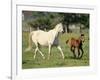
22 30 89 69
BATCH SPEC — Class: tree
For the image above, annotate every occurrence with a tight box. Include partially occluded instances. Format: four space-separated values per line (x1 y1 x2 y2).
61 13 89 33
23 11 89 33
27 12 63 30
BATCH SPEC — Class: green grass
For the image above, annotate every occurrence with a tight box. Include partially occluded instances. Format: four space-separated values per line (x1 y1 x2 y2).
22 31 89 69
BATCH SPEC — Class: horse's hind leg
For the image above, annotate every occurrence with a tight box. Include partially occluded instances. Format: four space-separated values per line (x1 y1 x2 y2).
34 42 45 59
34 47 38 59
57 46 64 59
37 48 45 59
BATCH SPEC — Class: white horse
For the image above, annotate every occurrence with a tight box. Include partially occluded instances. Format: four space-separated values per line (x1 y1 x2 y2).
25 23 64 60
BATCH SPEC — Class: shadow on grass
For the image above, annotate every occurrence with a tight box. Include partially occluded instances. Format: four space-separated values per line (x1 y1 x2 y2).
64 56 83 60
64 56 75 59
55 62 66 66
22 59 42 65
22 61 27 64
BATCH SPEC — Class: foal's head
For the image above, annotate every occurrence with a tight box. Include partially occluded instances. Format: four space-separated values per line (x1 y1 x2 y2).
80 34 85 42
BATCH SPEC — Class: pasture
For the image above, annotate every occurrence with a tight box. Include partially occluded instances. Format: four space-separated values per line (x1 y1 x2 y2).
22 30 89 69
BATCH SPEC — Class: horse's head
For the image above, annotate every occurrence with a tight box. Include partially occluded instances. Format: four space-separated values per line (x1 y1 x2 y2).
55 23 64 33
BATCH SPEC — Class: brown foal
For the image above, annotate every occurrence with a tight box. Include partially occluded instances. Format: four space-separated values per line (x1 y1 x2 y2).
66 34 85 59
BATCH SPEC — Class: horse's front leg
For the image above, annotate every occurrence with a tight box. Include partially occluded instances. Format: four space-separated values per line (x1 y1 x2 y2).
48 45 51 60
57 46 64 59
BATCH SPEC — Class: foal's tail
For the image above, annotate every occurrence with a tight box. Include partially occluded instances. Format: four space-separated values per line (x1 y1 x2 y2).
66 39 69 44
25 32 33 52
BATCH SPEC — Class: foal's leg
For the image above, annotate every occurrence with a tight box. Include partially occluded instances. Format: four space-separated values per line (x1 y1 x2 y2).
77 48 80 58
79 46 84 58
48 45 51 60
71 46 76 58
57 46 64 59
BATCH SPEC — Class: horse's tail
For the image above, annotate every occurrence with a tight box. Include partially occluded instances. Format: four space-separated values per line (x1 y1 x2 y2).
66 39 69 44
25 32 33 52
